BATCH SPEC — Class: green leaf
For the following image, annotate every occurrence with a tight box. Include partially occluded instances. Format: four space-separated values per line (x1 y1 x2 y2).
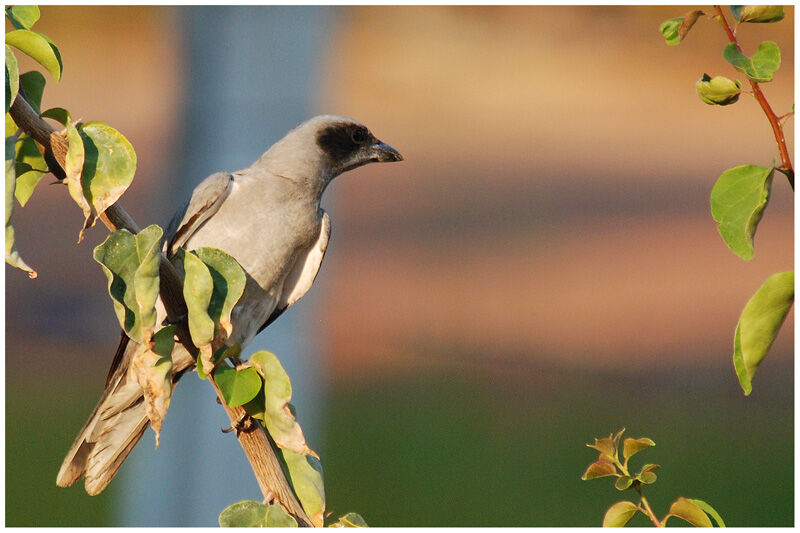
730 6 743 21
193 247 246 340
739 6 784 23
92 225 163 343
282 449 325 527
330 512 369 527
64 119 90 235
581 459 617 480
14 136 47 206
603 501 639 527
19 70 45 114
696 74 741 106
41 106 70 126
6 46 19 113
636 463 660 485
659 17 683 46
263 504 298 527
5 29 62 81
249 350 319 458
710 165 773 260
218 500 269 527
734 271 794 395
6 112 18 137
214 366 262 408
614 476 634 491
622 437 655 462
181 250 215 348
5 136 36 278
688 499 726 527
667 497 713 527
6 6 41 30
723 41 781 83
5 138 16 226
75 121 137 240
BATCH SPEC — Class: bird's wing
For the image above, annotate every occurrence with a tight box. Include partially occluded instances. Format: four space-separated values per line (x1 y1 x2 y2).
164 171 234 256
257 211 331 334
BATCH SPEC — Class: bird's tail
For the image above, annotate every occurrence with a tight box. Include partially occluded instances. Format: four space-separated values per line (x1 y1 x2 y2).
56 333 151 495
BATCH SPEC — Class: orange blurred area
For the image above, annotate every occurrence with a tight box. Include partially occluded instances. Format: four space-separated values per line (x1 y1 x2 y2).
6 5 793 382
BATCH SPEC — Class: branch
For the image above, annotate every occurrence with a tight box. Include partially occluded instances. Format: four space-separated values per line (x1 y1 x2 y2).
8 94 311 526
714 5 794 190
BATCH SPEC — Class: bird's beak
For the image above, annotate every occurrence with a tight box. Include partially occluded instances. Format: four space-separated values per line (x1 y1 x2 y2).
371 141 403 163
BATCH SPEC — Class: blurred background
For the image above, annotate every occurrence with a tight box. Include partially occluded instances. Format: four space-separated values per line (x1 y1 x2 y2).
5 5 793 527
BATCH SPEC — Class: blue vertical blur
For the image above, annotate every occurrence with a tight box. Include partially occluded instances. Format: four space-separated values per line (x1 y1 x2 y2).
115 6 335 526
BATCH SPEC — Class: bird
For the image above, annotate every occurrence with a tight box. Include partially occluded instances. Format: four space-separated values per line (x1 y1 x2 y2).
56 115 403 495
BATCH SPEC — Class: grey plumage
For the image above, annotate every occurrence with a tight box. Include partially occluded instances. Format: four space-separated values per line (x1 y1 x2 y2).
57 115 402 495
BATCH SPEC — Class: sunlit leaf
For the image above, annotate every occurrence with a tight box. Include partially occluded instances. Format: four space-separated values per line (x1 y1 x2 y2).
249 350 319 458
76 121 137 240
329 512 369 527
218 500 269 527
131 325 175 446
710 165 773 260
14 136 47 206
6 6 41 30
6 45 19 113
193 247 245 340
214 366 262 408
622 437 655 462
282 449 325 527
734 271 793 395
263 504 298 527
581 459 617 480
614 476 634 491
666 497 713 527
636 464 660 484
181 249 215 348
5 137 36 278
739 5 784 23
603 501 639 527
723 41 781 83
696 74 741 106
659 17 683 46
5 29 61 81
92 225 163 343
688 499 726 527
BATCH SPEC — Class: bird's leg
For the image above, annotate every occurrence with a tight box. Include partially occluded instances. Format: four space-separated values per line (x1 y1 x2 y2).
221 411 255 436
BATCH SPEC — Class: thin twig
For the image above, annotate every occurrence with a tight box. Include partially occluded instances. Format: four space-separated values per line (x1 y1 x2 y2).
636 486 663 527
714 5 794 189
8 93 311 526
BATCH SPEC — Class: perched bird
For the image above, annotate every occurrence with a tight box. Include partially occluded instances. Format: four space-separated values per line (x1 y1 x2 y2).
56 115 402 495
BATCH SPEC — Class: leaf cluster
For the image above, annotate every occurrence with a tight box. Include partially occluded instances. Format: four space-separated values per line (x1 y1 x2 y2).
658 5 793 396
582 429 724 528
7 6 368 527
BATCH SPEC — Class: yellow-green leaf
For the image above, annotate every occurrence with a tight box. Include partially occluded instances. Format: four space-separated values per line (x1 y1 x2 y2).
6 6 41 30
214 366 262 408
734 271 794 395
603 501 639 527
581 459 617 480
739 5 784 23
92 225 163 343
5 29 62 81
710 165 773 260
6 45 19 113
667 497 713 527
622 437 655 462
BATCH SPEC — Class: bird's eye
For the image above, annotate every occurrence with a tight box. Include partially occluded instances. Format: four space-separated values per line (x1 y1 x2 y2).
351 129 367 144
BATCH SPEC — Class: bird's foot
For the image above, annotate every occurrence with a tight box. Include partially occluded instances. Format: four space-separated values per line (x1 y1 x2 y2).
221 412 254 436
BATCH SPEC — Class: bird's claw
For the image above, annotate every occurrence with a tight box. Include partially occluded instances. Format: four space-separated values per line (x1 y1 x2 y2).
221 412 252 436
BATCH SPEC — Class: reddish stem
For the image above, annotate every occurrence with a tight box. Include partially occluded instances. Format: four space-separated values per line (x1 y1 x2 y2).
714 5 794 189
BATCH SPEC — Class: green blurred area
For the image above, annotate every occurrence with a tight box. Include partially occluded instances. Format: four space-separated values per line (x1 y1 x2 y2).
7 356 792 526
321 362 793 527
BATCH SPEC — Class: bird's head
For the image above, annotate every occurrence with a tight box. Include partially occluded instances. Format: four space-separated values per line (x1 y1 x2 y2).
253 115 402 192
311 115 403 174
